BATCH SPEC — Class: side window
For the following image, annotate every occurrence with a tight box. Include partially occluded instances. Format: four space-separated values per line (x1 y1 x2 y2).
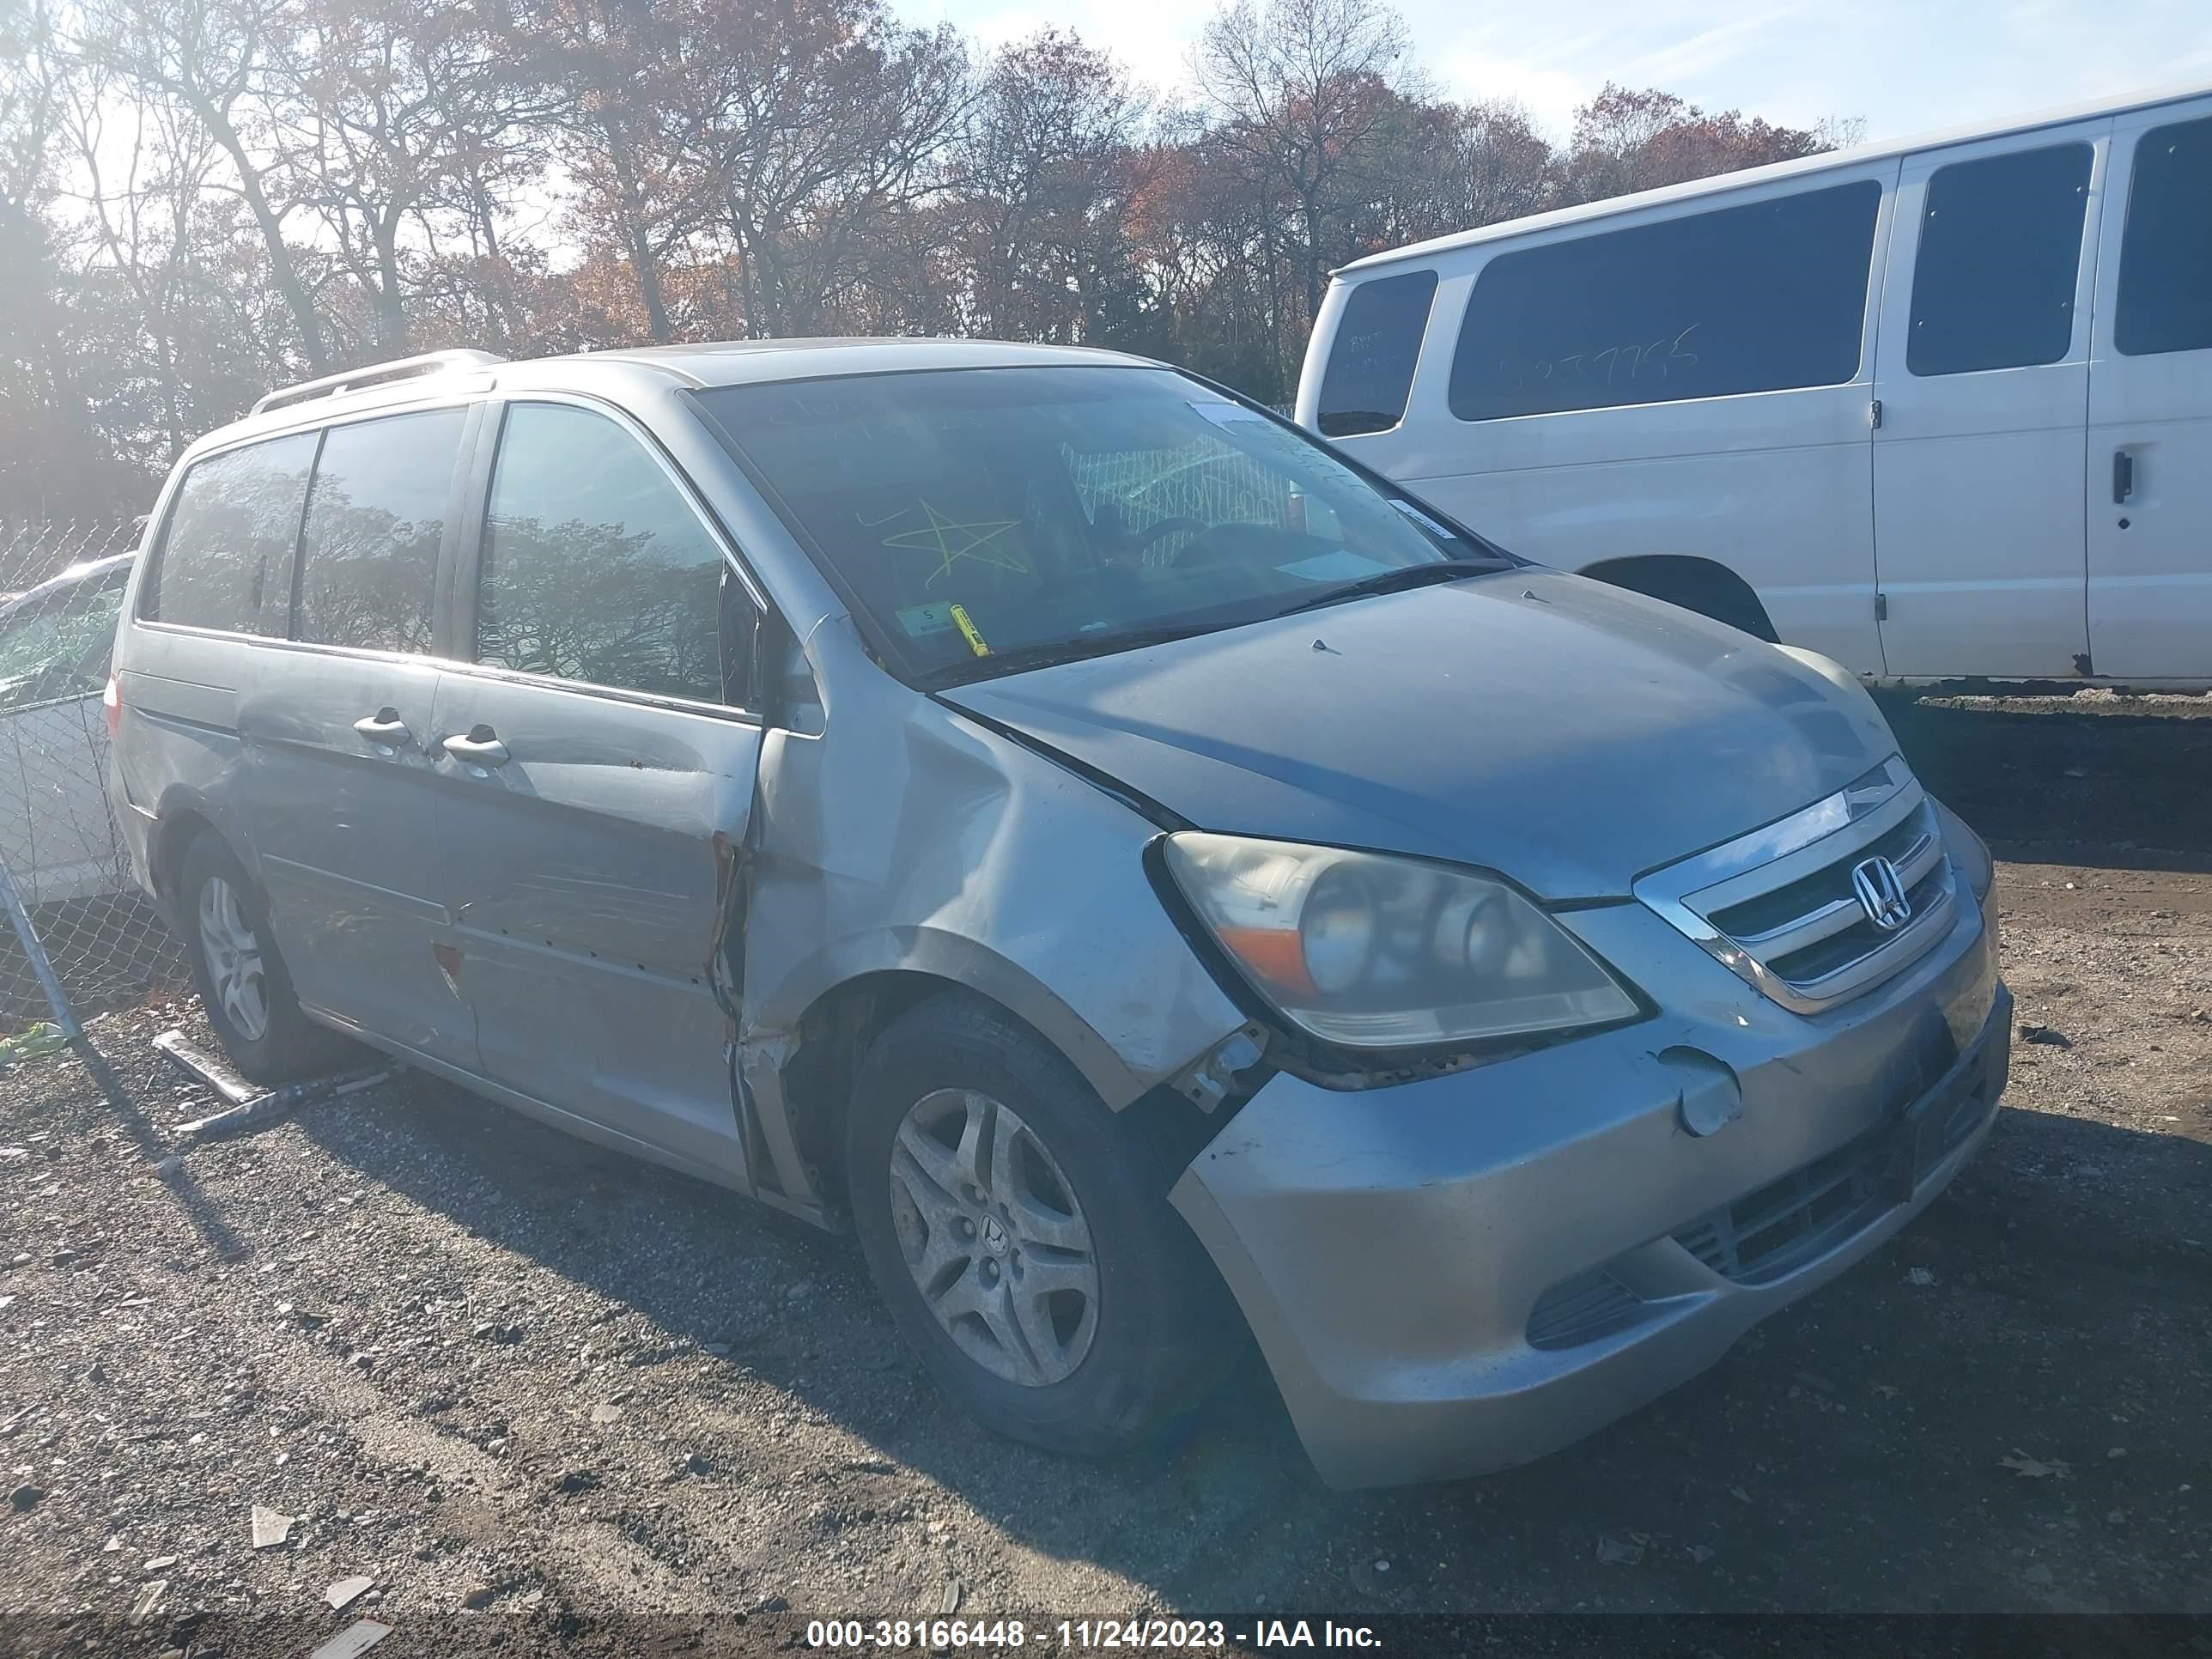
1907 143 2093 377
1449 179 1881 422
1316 270 1438 436
142 434 316 634
476 403 732 704
2117 115 2212 358
295 408 465 653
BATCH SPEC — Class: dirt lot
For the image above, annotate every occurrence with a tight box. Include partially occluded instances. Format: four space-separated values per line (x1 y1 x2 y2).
1 692 2208 1647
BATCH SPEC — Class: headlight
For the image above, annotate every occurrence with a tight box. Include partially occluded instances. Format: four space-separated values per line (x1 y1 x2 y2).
1162 832 1638 1049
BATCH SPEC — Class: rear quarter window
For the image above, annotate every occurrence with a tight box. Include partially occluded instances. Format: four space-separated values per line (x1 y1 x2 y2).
1316 270 1438 436
142 434 318 634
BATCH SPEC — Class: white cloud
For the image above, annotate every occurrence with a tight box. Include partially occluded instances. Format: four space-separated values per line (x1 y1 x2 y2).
926 0 2212 147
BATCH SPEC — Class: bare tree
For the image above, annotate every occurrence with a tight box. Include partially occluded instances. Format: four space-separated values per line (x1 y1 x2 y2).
956 29 1146 341
75 0 330 371
697 0 968 337
1194 0 1412 337
6 0 1863 515
274 0 550 353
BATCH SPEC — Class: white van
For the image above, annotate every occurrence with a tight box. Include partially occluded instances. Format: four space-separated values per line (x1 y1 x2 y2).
1297 82 2212 686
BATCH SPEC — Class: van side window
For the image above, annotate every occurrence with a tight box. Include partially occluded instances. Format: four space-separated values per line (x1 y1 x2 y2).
295 409 465 653
2117 115 2212 358
1907 143 2092 377
142 434 316 635
1448 179 1881 422
1316 270 1437 436
475 402 732 705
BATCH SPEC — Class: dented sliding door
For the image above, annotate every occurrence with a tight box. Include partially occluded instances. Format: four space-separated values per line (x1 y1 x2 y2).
428 396 763 1181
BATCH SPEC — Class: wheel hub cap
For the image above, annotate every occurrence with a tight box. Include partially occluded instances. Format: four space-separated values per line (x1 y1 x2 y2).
887 1089 1099 1388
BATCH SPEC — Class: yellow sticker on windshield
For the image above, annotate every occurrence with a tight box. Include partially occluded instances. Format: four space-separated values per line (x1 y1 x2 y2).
948 603 991 658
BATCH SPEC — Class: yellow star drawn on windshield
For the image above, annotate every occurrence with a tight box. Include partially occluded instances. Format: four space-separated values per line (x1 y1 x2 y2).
881 500 1027 588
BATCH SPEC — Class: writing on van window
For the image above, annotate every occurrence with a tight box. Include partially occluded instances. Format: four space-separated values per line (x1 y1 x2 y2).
1490 325 1704 393
477 403 731 704
1316 270 1437 437
143 434 317 635
1449 179 1881 422
295 409 464 653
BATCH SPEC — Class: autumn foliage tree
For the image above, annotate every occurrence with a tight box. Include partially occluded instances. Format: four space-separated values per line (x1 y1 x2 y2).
3 0 1855 515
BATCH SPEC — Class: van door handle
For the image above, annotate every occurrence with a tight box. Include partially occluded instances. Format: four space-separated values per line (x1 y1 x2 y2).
440 726 510 768
2112 449 2136 505
353 708 411 747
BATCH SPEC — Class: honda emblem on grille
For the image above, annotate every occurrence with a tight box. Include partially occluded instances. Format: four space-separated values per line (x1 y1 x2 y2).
1851 855 1913 932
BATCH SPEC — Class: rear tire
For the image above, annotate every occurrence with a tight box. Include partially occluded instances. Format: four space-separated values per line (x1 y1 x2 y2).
179 833 355 1085
845 992 1236 1456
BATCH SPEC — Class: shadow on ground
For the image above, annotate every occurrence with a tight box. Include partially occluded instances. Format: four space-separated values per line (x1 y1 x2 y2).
1885 695 2212 872
294 1060 2212 1612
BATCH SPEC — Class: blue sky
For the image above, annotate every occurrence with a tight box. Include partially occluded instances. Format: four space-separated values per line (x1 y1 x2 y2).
921 0 2212 144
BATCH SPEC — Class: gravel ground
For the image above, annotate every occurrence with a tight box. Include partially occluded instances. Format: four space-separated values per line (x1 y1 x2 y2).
1 693 2208 1650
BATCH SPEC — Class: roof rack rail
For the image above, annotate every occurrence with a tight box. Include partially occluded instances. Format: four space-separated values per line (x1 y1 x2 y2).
252 349 506 416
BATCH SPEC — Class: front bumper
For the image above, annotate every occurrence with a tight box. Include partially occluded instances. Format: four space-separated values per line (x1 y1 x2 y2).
1170 868 2006 1489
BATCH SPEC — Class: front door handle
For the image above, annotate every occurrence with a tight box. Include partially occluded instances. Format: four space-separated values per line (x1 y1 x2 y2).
440 726 511 769
353 708 411 749
2113 448 2136 505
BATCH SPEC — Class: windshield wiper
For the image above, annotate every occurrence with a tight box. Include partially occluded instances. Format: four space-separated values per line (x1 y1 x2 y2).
918 623 1220 688
1273 559 1487 617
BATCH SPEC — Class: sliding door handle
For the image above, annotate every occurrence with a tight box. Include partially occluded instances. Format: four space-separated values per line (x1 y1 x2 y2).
2112 449 2136 505
352 708 410 754
439 726 510 768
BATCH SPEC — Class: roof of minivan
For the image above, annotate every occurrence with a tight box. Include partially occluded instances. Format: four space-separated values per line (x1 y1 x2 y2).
1336 77 2212 279
197 337 1165 454
568 337 1155 385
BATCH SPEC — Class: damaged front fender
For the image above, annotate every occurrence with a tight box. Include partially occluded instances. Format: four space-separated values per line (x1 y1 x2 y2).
734 623 1251 1212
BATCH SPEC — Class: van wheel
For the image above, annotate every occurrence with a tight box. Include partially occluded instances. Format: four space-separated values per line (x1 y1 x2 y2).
845 993 1233 1455
179 834 353 1085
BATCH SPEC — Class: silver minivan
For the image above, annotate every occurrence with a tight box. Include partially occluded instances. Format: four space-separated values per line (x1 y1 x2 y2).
106 340 2008 1488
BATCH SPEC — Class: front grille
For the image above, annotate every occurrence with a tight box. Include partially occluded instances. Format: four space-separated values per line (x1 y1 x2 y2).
1636 757 1960 1014
1674 1038 1997 1284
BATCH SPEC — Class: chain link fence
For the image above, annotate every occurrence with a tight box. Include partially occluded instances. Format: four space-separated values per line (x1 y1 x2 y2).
2 519 191 1049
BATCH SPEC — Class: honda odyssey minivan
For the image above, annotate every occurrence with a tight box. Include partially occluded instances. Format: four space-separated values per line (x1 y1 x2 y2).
107 340 2008 1488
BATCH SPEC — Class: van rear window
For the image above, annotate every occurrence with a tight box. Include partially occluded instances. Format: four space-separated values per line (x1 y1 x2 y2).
1448 179 1881 422
143 434 317 635
1316 270 1437 436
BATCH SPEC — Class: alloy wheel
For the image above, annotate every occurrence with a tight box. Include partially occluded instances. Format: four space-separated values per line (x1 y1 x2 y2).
887 1088 1100 1387
198 874 269 1042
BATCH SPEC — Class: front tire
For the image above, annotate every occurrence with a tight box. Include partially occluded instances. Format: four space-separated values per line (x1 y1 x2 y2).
846 993 1234 1455
179 833 353 1084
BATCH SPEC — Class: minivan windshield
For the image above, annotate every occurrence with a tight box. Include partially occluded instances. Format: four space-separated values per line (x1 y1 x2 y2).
696 366 1510 686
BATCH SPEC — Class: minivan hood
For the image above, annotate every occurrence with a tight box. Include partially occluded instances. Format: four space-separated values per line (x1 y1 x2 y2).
939 568 1898 901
